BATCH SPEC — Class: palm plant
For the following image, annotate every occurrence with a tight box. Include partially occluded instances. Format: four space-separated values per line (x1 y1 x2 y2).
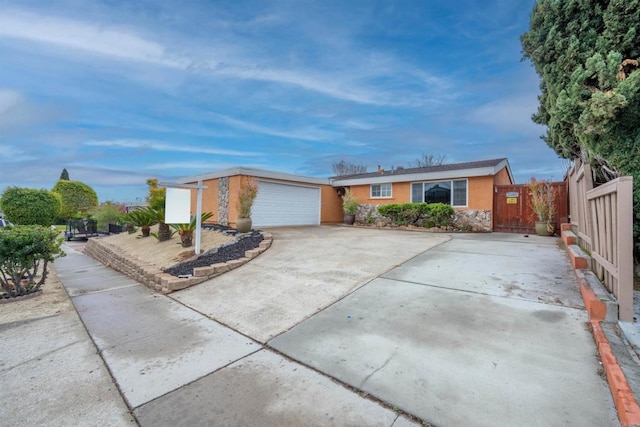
123 207 158 237
170 212 213 247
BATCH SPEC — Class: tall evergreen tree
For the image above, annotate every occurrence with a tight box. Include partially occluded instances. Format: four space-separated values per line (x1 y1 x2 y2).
521 0 640 255
59 168 70 180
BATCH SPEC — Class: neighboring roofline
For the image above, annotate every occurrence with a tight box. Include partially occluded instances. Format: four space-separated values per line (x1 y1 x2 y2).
178 166 330 186
331 159 514 186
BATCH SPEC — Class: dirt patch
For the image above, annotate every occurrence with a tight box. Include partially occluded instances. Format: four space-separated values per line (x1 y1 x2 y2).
98 224 235 270
0 268 74 324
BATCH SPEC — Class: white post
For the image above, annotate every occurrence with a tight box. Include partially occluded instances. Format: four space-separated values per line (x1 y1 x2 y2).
159 181 208 257
195 180 203 255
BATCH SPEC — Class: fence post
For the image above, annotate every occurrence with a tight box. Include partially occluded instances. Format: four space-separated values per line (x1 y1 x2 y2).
618 177 634 322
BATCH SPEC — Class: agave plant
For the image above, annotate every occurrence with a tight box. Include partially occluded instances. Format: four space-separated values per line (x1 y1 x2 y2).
169 212 213 247
123 207 158 237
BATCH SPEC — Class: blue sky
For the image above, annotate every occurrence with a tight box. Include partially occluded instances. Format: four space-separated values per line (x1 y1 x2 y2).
0 0 566 203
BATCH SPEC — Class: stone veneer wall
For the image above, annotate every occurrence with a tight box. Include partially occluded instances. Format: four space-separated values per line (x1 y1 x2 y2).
355 204 491 231
218 177 229 225
83 233 272 294
453 210 491 232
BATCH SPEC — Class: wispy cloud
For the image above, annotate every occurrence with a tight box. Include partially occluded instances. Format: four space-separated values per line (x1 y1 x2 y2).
85 139 263 156
0 89 60 133
0 9 185 68
0 7 452 107
210 113 341 142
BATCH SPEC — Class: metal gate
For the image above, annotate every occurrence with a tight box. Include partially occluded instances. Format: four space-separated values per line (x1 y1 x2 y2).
493 183 568 234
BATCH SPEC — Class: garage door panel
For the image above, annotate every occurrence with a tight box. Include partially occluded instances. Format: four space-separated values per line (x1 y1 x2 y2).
252 181 320 227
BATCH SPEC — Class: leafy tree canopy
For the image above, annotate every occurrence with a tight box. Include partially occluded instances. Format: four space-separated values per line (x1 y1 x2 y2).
146 178 166 210
331 160 367 176
521 0 640 253
0 187 61 226
52 180 99 220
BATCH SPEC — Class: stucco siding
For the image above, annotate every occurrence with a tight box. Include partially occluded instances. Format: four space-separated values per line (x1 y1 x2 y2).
321 186 344 223
494 166 512 186
467 176 494 210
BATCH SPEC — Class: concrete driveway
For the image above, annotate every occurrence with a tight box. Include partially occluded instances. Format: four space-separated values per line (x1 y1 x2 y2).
173 226 449 342
268 232 619 426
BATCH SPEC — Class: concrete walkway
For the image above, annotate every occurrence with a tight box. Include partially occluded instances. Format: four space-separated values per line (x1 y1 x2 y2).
2 227 623 426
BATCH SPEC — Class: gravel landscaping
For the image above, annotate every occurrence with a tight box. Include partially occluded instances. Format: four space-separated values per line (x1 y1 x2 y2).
164 229 264 277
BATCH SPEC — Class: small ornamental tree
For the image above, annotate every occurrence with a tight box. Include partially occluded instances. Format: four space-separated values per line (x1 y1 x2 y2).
146 178 166 210
59 168 70 180
146 179 170 240
0 187 61 226
52 180 99 220
0 225 65 298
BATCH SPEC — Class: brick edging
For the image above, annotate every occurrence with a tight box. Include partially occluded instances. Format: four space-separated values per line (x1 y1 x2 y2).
83 232 273 294
561 223 640 426
591 321 640 427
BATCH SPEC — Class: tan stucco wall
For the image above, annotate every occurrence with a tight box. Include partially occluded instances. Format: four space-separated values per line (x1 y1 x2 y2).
347 178 494 210
321 186 344 223
494 166 513 186
348 182 411 205
188 178 219 223
467 176 494 210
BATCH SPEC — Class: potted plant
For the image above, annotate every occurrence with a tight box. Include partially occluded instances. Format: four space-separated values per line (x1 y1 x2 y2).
170 212 213 247
123 207 157 237
342 189 359 225
236 177 258 233
528 178 556 236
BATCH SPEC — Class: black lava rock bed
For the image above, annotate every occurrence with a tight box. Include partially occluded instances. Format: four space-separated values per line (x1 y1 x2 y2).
164 229 264 277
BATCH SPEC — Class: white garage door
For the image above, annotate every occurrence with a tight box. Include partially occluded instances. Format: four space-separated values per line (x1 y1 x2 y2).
251 180 321 227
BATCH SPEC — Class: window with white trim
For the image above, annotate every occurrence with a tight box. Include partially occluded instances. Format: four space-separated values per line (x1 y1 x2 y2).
371 183 392 198
411 179 467 207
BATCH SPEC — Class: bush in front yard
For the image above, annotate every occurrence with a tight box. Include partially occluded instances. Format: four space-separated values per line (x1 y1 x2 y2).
378 202 454 227
422 203 455 228
0 187 61 226
0 225 65 298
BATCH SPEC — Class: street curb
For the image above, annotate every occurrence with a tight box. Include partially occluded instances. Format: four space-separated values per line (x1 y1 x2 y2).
561 224 640 426
590 321 640 427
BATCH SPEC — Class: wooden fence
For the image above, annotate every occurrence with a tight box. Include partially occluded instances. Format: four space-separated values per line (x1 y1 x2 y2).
567 160 634 321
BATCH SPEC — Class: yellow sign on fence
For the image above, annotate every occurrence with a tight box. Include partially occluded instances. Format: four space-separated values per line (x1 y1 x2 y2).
506 197 518 204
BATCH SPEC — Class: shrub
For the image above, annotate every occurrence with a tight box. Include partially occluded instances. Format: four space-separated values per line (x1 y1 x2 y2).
52 180 99 220
378 202 454 227
237 177 258 218
342 189 359 214
0 187 61 226
89 201 126 231
378 203 430 225
0 225 65 298
426 203 455 228
123 207 158 237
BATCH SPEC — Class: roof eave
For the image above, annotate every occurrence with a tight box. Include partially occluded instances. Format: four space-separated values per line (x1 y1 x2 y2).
178 166 330 185
331 165 503 186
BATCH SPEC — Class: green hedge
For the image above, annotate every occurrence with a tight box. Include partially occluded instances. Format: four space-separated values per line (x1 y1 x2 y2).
378 203 455 227
0 187 61 226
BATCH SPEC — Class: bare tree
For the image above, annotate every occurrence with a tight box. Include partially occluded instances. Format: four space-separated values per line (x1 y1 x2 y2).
331 160 367 176
411 153 446 168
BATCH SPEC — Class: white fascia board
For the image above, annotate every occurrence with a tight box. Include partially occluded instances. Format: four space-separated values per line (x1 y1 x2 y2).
178 166 330 185
331 166 499 186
